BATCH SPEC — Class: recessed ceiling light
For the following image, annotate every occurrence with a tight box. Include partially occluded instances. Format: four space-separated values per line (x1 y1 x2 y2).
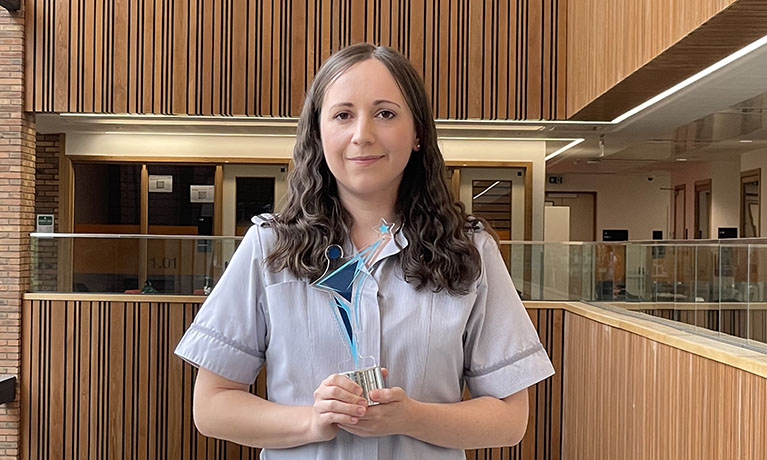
740 140 753 143
676 158 687 161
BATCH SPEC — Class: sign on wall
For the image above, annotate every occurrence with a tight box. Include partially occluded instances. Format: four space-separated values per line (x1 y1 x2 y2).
190 185 214 203
148 175 173 193
36 214 54 233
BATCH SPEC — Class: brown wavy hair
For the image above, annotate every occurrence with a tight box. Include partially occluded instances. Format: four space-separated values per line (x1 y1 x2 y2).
264 43 484 295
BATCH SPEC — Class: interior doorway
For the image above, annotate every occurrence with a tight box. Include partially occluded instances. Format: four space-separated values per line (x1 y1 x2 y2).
456 167 527 241
544 192 596 241
694 179 712 239
222 164 288 236
741 169 761 238
673 184 687 239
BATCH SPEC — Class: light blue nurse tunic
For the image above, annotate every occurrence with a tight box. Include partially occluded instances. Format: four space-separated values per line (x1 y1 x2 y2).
175 217 555 459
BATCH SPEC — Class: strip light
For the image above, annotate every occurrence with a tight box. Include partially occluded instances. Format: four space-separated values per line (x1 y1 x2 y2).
545 138 585 161
473 181 501 200
611 34 767 124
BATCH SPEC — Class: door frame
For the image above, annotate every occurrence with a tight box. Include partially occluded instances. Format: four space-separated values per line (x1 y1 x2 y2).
446 160 533 241
544 191 597 241
740 168 761 237
694 179 712 239
673 184 687 239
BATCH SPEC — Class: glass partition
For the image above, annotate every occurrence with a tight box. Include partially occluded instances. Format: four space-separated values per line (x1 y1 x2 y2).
29 234 767 349
749 244 767 345
31 233 243 295
500 240 766 350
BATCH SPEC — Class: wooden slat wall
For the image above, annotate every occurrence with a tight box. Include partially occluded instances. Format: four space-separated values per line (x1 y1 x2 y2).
25 0 567 120
563 312 767 460
567 0 767 120
467 308 565 460
21 299 563 460
21 299 265 460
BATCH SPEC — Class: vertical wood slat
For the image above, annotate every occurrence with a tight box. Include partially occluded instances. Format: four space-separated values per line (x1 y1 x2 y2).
25 0 566 120
22 299 562 459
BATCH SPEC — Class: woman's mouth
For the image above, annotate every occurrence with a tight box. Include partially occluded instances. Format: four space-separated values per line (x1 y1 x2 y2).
347 155 383 166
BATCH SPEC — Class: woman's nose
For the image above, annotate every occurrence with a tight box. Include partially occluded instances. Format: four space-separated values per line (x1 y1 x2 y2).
351 115 375 146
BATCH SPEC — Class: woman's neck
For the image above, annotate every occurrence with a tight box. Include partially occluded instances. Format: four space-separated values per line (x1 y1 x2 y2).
338 189 398 249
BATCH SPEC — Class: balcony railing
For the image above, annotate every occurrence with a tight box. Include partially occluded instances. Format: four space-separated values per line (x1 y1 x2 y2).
30 233 767 348
30 232 244 296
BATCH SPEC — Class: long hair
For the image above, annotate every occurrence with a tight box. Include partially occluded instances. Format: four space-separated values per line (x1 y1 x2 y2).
264 43 483 295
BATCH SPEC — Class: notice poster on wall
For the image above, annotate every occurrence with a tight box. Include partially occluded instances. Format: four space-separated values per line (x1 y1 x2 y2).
149 175 173 193
190 185 214 203
36 214 54 233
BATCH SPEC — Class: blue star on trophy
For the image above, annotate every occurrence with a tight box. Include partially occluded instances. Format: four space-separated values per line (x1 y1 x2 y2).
310 218 396 405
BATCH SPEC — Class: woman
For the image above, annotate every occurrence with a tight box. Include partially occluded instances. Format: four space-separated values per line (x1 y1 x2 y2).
175 43 554 459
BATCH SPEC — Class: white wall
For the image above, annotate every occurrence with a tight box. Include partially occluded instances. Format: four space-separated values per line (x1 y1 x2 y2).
546 173 670 241
710 159 741 236
740 149 767 236
65 132 297 159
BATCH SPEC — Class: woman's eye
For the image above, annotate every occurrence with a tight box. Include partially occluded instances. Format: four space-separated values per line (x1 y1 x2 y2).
334 112 351 121
377 110 396 119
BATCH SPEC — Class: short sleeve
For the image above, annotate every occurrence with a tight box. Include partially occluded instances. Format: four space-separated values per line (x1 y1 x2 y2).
174 225 269 385
463 232 555 398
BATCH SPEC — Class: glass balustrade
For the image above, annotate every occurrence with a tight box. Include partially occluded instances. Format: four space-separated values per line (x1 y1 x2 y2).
30 232 243 296
29 233 767 348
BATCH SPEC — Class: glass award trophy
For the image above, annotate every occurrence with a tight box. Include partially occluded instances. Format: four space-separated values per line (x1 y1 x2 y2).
311 219 397 405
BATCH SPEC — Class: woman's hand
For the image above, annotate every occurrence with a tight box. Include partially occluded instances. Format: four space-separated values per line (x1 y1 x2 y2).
309 373 369 442
338 385 416 438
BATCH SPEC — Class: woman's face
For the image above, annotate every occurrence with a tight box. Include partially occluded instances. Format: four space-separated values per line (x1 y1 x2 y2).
319 58 419 204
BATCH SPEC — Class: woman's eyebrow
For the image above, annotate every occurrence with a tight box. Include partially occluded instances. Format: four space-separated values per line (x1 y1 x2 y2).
372 99 401 108
328 102 354 110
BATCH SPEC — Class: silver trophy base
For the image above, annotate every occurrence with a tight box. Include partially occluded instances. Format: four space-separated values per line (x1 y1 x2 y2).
341 365 384 406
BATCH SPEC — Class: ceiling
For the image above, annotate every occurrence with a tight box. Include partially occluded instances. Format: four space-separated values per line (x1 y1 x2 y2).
545 34 767 176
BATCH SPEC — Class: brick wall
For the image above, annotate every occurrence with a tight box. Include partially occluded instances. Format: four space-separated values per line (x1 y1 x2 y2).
0 4 35 459
32 135 59 292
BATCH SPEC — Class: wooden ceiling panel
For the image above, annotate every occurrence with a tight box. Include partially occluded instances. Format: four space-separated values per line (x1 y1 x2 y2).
568 0 767 121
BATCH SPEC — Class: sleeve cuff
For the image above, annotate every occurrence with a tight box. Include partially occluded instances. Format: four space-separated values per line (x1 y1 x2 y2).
174 326 265 385
465 343 555 398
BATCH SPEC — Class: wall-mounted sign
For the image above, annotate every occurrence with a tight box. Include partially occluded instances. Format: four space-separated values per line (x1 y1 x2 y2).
149 175 173 193
36 214 54 233
548 175 563 184
190 185 214 203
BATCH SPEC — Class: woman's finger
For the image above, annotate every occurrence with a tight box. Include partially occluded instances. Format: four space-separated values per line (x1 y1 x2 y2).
315 398 367 417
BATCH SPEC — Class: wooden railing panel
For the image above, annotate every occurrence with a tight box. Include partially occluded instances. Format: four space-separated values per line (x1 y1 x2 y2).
22 298 563 460
563 312 767 460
